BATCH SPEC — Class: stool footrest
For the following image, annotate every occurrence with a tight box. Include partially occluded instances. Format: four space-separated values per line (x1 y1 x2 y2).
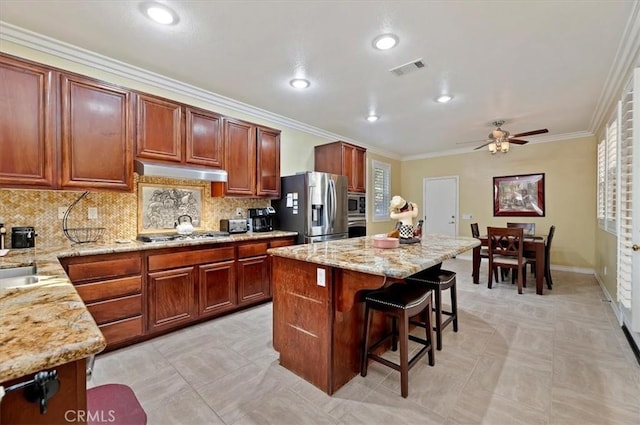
367 343 431 373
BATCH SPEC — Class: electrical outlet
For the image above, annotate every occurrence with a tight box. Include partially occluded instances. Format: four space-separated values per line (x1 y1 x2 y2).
88 207 98 220
236 208 243 217
58 207 67 220
317 268 326 287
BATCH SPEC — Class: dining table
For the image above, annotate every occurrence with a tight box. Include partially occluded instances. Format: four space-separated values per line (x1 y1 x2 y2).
472 234 546 295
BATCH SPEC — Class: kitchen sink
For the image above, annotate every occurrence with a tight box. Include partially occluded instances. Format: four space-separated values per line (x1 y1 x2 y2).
0 265 39 289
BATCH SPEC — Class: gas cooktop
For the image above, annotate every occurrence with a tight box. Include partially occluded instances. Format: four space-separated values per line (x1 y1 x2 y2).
136 231 230 243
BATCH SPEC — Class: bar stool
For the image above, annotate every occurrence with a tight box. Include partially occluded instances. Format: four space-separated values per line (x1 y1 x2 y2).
360 282 435 398
406 269 457 351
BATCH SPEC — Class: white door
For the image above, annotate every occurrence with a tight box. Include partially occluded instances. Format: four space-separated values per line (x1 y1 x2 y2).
423 176 458 236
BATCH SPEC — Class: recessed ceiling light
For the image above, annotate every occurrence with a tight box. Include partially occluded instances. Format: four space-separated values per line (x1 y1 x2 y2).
289 78 310 89
143 3 178 25
436 95 453 103
367 114 379 122
373 33 399 50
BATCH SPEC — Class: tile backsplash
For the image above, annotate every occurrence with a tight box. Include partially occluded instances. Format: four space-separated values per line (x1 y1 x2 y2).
0 175 270 247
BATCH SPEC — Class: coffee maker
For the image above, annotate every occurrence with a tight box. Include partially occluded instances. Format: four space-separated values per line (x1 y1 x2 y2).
248 207 276 232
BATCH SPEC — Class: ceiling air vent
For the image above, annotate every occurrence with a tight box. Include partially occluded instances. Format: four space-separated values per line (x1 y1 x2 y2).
389 59 426 77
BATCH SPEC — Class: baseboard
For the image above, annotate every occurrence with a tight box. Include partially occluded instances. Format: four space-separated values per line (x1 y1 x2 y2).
454 253 594 275
594 273 623 324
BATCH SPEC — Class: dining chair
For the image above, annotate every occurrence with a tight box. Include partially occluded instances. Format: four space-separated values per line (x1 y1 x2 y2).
470 223 499 282
527 225 556 289
507 222 536 237
487 227 530 294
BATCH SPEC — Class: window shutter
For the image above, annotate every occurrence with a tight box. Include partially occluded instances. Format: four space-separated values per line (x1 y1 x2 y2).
372 160 391 221
618 82 633 310
606 116 618 232
597 139 606 222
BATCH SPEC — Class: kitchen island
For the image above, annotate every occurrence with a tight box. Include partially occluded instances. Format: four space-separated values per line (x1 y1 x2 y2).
268 234 480 395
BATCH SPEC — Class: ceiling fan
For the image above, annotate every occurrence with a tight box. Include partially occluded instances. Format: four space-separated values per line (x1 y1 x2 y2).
474 120 549 153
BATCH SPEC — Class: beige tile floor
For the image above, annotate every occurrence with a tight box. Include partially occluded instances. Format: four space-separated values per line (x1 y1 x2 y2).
89 258 640 425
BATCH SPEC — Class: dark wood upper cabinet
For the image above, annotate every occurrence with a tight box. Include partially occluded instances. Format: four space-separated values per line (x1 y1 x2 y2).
135 94 226 171
135 93 182 162
60 74 133 191
315 141 367 193
256 126 281 197
185 106 224 168
214 119 281 198
0 55 56 188
222 118 257 196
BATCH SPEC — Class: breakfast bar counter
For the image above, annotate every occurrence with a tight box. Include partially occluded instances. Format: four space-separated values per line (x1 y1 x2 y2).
268 234 480 395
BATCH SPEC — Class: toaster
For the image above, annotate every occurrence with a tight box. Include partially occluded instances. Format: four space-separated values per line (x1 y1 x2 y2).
220 219 248 234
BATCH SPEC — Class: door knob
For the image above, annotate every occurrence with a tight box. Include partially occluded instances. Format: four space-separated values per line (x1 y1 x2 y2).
633 244 640 251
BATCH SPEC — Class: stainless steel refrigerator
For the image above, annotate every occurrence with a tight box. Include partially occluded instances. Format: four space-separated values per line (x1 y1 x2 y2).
273 172 348 244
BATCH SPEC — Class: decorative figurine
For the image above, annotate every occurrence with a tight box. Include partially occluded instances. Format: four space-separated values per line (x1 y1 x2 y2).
389 195 421 244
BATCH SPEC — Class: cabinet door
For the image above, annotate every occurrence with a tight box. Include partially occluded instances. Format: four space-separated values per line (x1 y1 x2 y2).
60 74 133 191
198 260 236 317
148 266 196 332
352 146 367 193
185 107 224 168
0 359 86 425
237 255 270 304
0 55 56 188
256 126 280 197
224 118 256 195
135 93 182 162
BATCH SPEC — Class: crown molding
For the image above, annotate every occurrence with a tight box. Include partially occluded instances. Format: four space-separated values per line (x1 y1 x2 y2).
0 21 401 160
589 1 640 133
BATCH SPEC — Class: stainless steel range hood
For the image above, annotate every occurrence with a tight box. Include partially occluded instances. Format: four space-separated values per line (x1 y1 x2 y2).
134 160 227 182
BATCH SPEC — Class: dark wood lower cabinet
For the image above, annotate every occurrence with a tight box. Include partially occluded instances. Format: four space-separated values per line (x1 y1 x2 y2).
62 236 294 351
0 359 87 424
147 266 197 332
237 255 270 305
198 260 237 316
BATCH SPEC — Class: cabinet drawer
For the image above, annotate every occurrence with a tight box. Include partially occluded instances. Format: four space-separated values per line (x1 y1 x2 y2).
238 242 268 258
269 238 296 248
75 276 141 303
66 256 141 282
87 294 142 324
99 315 143 346
148 246 234 271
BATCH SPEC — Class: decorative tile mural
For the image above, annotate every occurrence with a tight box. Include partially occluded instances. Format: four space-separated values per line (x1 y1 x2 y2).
0 174 270 247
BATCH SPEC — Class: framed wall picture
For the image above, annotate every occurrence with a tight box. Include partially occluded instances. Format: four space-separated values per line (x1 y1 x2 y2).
493 173 545 217
138 183 203 233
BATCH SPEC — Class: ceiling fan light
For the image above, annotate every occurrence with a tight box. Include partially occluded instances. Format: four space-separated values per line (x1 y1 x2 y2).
488 142 497 154
500 141 510 152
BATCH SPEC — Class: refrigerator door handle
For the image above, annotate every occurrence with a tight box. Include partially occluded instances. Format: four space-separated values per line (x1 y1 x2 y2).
328 178 336 225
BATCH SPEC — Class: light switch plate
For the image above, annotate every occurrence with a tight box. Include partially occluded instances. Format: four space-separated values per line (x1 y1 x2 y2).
462 214 473 220
88 207 98 220
317 268 326 287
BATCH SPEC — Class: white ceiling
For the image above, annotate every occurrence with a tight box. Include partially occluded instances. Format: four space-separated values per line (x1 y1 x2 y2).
1 1 638 159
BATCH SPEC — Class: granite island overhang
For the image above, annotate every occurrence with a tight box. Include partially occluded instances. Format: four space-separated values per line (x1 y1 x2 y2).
267 234 480 395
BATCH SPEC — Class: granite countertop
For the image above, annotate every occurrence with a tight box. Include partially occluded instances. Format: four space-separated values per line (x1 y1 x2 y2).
0 230 297 382
267 234 480 278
